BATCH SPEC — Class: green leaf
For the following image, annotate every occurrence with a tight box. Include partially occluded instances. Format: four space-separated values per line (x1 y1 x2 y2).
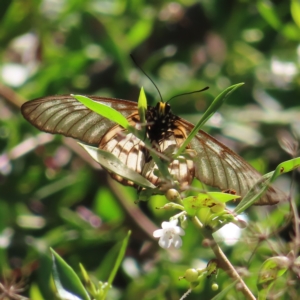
291 0 300 29
138 87 147 124
78 143 156 189
107 230 131 284
51 248 90 300
79 264 98 298
257 1 281 29
94 188 123 222
127 19 153 48
257 256 290 300
235 157 300 214
205 192 241 203
234 173 273 214
175 83 244 157
29 283 44 300
272 157 300 177
281 23 300 41
72 95 130 129
102 231 131 299
0 0 12 22
183 192 240 216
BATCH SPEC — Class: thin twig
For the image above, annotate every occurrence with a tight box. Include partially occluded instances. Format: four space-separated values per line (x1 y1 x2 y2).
0 83 26 108
192 216 256 300
107 178 158 239
0 133 54 173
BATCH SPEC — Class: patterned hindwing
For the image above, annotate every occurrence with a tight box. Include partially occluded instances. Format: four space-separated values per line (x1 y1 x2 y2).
99 112 147 186
177 119 285 205
99 114 195 188
21 95 138 145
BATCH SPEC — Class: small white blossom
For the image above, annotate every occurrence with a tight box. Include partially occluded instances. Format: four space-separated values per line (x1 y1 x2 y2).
153 219 185 249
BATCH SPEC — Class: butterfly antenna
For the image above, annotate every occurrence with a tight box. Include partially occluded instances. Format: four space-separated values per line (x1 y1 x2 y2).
167 86 209 103
130 54 164 103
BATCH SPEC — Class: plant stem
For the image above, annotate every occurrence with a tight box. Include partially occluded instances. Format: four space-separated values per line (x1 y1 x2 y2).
191 217 256 300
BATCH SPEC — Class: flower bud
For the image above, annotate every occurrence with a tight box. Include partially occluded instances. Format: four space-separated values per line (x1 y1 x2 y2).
179 215 188 229
165 189 181 202
183 268 199 282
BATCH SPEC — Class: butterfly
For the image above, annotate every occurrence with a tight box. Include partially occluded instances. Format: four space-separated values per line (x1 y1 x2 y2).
21 95 283 205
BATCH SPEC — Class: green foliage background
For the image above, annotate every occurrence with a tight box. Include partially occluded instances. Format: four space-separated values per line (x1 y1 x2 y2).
0 0 299 299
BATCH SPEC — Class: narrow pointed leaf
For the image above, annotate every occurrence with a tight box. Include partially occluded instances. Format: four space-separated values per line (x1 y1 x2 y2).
102 231 131 299
175 83 244 157
51 248 90 300
257 256 290 300
72 95 130 129
235 157 300 214
183 192 240 216
79 143 155 189
138 87 147 124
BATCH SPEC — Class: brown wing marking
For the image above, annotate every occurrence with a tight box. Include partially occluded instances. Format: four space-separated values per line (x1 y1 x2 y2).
178 119 284 205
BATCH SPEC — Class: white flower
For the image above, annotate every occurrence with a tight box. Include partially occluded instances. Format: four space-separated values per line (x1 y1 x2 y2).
153 219 185 249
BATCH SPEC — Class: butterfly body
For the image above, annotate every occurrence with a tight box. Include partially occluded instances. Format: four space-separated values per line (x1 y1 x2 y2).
21 95 284 205
146 102 180 143
98 105 195 187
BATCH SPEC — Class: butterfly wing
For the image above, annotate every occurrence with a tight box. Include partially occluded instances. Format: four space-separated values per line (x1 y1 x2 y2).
22 96 284 204
21 95 138 145
178 119 284 205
